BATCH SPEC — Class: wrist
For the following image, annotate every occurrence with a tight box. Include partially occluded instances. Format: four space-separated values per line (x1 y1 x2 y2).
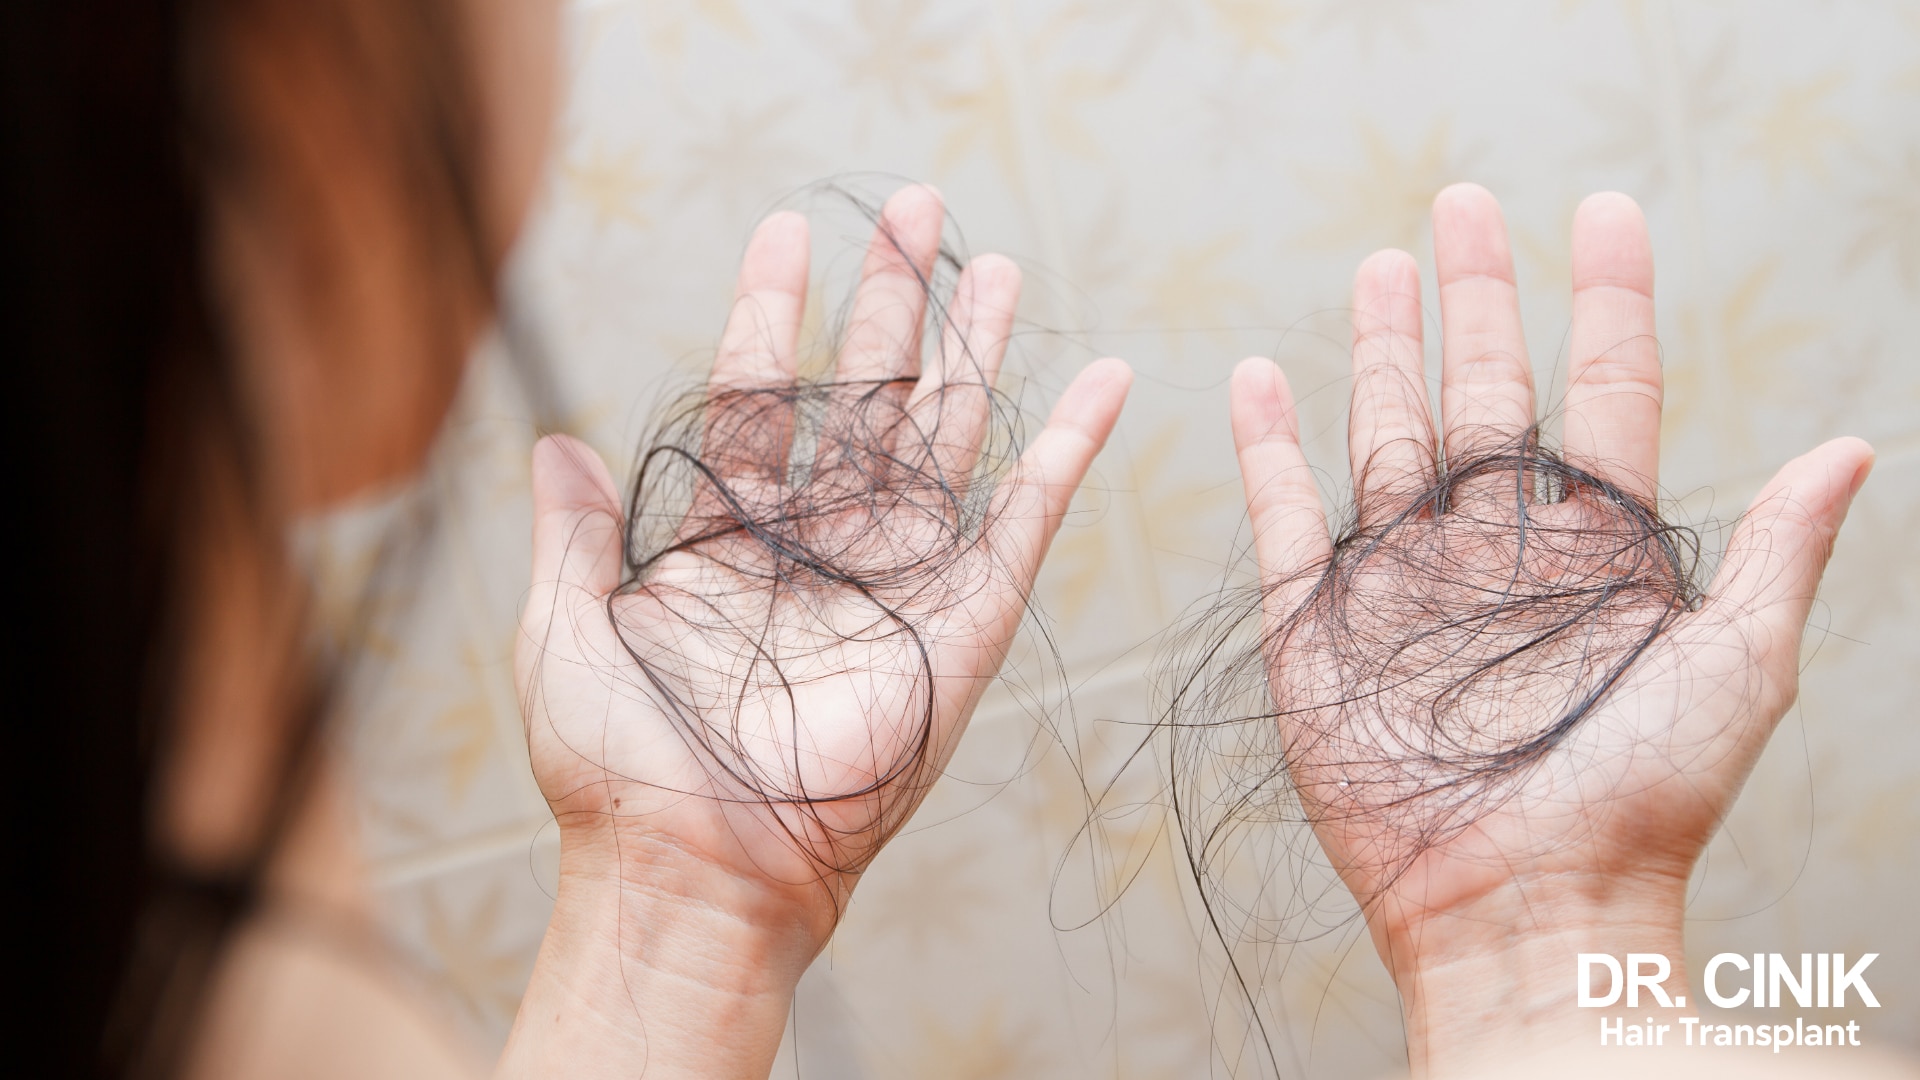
498 828 823 1079
1375 867 1691 1077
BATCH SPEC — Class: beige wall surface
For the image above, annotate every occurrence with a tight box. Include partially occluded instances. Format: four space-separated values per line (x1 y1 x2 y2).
322 1 1920 1075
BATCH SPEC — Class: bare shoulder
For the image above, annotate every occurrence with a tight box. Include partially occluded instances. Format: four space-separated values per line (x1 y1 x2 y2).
184 914 485 1080
181 762 485 1080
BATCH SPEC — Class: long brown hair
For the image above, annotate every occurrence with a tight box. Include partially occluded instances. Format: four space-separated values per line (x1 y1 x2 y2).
3 0 498 1073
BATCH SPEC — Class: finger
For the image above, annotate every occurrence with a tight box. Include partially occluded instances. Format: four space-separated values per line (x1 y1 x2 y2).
836 184 945 387
703 212 811 482
530 435 624 598
1433 183 1535 461
1700 437 1874 706
901 253 1022 487
711 211 810 390
1232 357 1333 615
1563 191 1662 502
987 358 1132 590
1347 249 1436 523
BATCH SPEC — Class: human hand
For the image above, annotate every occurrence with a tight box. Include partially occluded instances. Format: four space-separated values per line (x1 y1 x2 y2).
500 186 1131 1078
1227 184 1871 1074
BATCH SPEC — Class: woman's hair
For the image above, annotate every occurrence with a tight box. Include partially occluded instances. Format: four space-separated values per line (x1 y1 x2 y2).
4 1 497 1073
1152 427 1702 1073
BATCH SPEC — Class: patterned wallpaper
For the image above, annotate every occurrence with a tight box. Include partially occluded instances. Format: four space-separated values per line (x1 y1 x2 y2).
325 1 1920 1075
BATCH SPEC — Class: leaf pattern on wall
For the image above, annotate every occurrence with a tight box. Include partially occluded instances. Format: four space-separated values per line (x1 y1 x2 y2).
332 0 1920 1067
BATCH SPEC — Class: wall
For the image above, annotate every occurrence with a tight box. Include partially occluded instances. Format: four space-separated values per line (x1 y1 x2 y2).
326 1 1920 1075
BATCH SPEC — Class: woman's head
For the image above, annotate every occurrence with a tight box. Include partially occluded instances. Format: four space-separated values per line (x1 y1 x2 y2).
195 0 562 508
7 0 560 1071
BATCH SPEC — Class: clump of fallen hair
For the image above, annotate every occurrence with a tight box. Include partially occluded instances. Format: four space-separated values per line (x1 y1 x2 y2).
603 250 1028 878
1155 429 1702 1060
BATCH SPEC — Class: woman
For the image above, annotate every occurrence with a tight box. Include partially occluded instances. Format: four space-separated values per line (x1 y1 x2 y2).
14 0 567 1072
6 0 1876 1076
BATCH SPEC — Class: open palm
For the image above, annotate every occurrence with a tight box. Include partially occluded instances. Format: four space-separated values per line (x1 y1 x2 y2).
517 187 1130 943
1229 185 1871 989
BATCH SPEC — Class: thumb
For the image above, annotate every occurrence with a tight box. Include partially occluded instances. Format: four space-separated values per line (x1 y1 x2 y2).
529 434 625 601
1700 436 1873 703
